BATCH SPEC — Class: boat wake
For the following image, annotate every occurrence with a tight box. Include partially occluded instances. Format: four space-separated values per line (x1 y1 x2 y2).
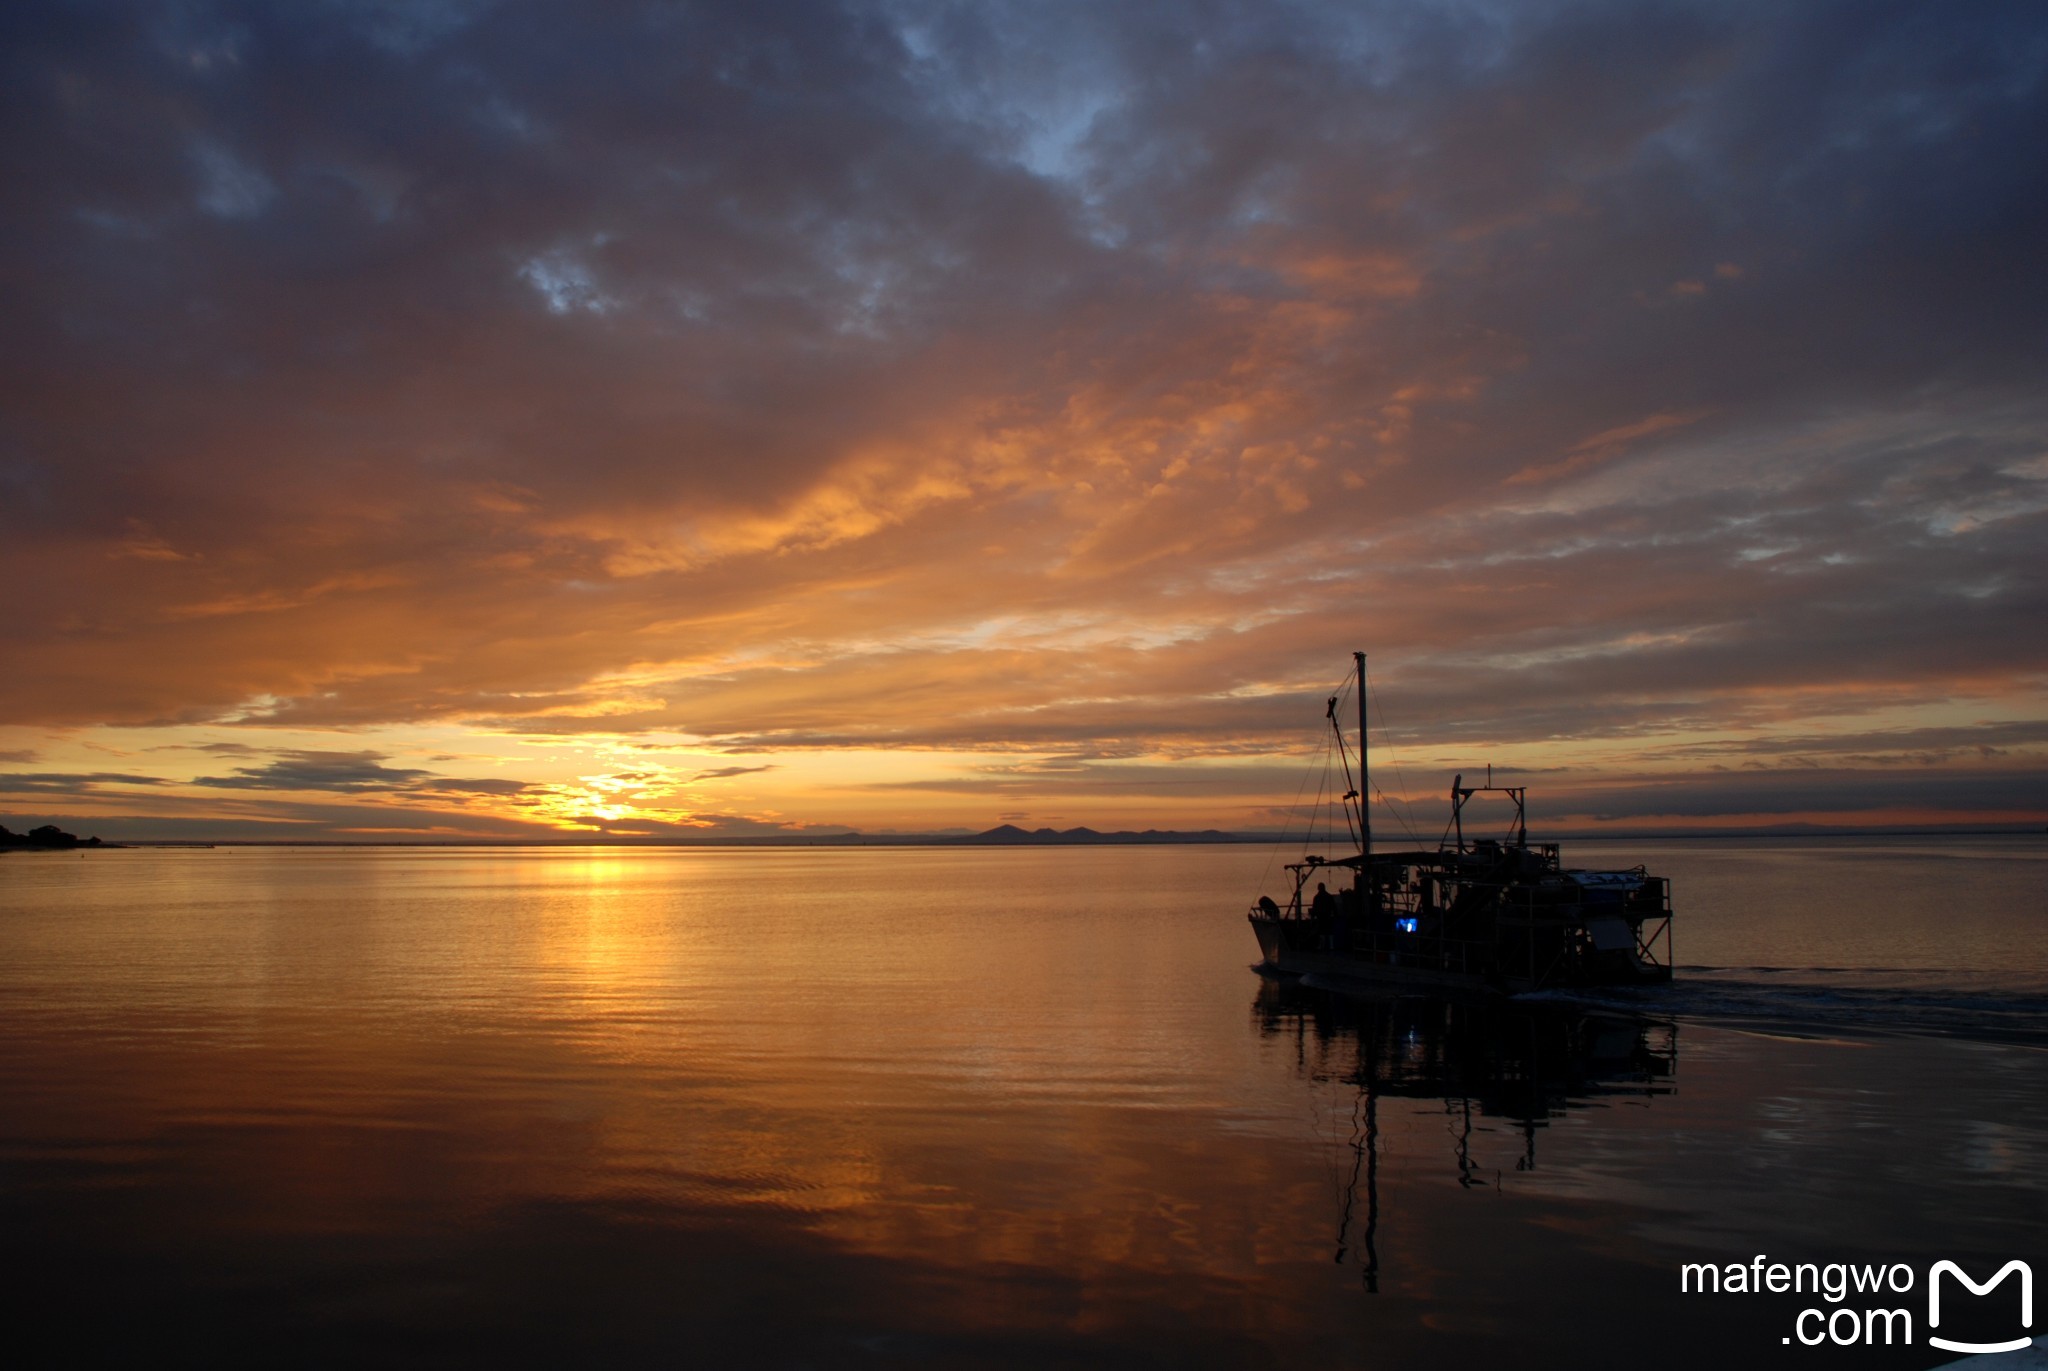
1515 968 2048 1048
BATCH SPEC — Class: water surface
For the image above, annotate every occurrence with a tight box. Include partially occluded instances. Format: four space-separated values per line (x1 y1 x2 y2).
2 840 2043 1366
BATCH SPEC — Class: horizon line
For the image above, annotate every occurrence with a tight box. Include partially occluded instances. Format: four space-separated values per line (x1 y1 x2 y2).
20 822 2044 850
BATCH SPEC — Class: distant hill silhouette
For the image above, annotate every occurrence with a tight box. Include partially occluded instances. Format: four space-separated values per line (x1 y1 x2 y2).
957 824 1239 845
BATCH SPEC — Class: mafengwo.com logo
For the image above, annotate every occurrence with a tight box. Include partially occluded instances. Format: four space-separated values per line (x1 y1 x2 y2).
1680 1256 2033 1352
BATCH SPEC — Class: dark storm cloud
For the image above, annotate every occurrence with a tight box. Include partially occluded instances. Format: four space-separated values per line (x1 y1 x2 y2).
866 757 1314 798
0 0 1070 512
190 748 526 795
688 764 777 781
1542 765 2048 821
192 749 434 791
0 771 169 792
1647 720 2048 765
415 775 533 796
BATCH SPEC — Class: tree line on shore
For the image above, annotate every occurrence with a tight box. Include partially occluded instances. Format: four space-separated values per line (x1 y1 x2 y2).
0 824 101 848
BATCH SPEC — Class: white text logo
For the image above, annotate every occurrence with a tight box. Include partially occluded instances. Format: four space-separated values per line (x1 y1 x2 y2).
1928 1260 2032 1356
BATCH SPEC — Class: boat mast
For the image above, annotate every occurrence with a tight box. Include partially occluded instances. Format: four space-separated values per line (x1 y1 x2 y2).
1356 650 1370 858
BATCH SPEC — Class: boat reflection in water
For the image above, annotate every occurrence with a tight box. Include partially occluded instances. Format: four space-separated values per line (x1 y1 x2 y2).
1252 977 1678 1292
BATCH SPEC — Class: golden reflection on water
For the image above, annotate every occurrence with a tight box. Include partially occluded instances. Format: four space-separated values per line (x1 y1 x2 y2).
2 843 2045 1366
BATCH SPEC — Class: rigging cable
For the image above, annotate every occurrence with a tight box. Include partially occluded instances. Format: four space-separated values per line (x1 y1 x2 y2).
1327 670 1363 851
1327 673 1360 852
1361 660 1425 847
1254 689 1328 904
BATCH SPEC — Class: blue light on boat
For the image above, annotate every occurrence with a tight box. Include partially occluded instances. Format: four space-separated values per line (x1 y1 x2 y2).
1396 917 1417 933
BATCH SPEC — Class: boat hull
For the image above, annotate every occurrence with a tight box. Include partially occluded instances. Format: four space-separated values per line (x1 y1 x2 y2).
1251 915 1496 992
1249 913 1670 997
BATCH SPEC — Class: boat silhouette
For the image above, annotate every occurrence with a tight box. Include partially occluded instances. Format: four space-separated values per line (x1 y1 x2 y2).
1248 652 1675 994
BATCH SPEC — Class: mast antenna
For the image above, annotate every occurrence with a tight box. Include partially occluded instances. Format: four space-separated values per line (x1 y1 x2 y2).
1356 651 1370 858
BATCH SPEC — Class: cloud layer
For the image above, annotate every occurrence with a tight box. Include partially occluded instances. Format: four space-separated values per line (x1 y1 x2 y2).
3 0 2044 836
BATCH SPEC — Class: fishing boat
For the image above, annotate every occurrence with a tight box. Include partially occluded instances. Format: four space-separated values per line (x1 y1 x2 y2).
1247 652 1673 995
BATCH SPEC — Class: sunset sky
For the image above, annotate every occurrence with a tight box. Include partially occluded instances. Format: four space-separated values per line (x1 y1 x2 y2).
4 0 2045 841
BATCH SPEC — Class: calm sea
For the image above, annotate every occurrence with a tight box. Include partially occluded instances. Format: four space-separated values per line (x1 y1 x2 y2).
2 838 2044 1367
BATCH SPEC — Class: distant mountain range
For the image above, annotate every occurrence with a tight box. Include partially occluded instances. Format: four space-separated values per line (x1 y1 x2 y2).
954 824 1242 845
